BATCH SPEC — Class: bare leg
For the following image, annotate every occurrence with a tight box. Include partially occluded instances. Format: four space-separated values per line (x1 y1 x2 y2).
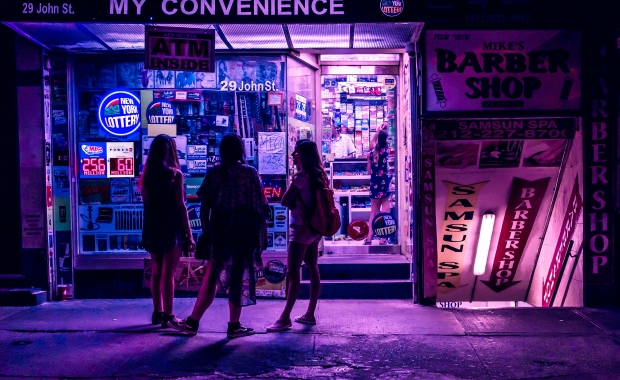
379 198 392 244
303 240 321 316
229 302 242 324
278 241 308 323
150 253 163 312
190 260 219 321
161 247 182 315
366 198 382 242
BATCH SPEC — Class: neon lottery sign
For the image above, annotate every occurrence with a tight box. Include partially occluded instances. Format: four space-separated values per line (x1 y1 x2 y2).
98 90 141 136
146 99 176 124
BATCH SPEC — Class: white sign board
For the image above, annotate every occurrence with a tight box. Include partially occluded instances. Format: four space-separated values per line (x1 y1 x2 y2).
258 132 286 175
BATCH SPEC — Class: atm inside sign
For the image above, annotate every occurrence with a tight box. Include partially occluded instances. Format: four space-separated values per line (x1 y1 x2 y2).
145 26 215 72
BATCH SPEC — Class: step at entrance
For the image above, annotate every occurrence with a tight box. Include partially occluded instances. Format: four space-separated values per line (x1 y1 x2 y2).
299 254 412 299
0 288 46 306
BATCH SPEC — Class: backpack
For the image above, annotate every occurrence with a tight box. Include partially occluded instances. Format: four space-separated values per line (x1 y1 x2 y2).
308 181 341 237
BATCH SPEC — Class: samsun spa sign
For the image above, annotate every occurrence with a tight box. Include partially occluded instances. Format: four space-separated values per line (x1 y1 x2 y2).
423 30 581 113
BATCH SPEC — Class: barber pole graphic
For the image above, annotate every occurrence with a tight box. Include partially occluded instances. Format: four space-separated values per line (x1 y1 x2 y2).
542 177 582 307
482 177 550 292
438 181 488 293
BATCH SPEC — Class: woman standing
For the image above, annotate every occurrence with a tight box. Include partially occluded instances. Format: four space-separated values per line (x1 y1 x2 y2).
169 133 268 339
141 134 196 327
364 129 391 245
267 140 328 332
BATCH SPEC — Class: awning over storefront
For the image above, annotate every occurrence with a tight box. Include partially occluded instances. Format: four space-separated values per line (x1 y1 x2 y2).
2 22 422 51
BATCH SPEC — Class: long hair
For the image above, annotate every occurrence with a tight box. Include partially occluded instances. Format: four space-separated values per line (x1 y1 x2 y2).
219 133 246 181
294 139 329 188
140 134 180 194
373 130 388 164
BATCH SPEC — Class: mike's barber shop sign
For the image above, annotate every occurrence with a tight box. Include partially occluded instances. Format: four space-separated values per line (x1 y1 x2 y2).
423 30 581 113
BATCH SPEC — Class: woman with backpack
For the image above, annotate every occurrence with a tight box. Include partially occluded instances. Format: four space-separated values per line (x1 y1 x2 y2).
267 139 329 332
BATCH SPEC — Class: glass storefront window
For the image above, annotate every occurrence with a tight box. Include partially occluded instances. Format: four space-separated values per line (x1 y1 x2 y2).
73 54 287 257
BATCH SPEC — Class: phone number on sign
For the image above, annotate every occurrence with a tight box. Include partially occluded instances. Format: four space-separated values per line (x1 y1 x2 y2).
436 129 574 140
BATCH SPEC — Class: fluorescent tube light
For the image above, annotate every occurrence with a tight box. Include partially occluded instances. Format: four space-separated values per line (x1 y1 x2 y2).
473 212 495 276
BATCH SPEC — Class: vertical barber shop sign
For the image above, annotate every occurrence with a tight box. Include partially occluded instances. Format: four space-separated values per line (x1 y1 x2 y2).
582 40 615 287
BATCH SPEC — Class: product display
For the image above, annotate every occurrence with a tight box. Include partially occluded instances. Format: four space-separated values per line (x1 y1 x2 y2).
321 74 398 245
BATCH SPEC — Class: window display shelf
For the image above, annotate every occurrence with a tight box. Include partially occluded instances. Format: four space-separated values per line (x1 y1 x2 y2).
351 207 371 212
333 175 370 180
335 191 370 196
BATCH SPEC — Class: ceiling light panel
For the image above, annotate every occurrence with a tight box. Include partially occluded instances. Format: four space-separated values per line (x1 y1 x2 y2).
219 24 287 49
354 23 416 49
9 22 106 50
288 24 350 49
82 23 145 50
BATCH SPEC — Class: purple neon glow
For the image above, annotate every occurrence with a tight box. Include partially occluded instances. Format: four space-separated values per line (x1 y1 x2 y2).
289 24 350 48
5 22 421 51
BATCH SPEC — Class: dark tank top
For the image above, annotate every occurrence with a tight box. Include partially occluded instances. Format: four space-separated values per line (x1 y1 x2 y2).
142 170 185 250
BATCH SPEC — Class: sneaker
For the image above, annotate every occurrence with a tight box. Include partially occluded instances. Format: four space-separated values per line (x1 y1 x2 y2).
266 319 292 332
227 325 255 339
161 314 175 329
151 311 164 325
294 315 316 325
168 317 198 336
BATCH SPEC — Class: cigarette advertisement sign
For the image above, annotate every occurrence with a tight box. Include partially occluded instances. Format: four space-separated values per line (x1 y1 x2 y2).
423 30 581 113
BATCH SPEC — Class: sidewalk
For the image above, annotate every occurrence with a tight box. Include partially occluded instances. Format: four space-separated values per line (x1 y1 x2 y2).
1 299 619 379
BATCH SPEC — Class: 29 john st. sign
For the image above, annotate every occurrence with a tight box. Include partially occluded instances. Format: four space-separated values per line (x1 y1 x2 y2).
423 30 581 113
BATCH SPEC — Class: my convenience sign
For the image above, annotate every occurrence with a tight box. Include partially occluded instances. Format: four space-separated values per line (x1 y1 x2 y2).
145 26 215 72
423 30 581 113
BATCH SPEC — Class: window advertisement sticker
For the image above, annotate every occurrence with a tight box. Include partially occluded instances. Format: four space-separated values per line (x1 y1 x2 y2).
110 178 132 203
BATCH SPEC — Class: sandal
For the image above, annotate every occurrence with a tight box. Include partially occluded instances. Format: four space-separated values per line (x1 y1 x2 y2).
266 319 292 332
379 239 388 245
294 315 316 325
363 239 372 245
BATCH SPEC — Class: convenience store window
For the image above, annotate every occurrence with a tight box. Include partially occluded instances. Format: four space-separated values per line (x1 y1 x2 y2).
73 54 286 257
320 73 398 245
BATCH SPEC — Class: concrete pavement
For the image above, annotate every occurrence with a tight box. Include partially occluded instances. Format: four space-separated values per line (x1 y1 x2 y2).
1 299 619 379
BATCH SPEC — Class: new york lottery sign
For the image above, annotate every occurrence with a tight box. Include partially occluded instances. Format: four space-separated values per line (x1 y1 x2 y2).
98 91 141 136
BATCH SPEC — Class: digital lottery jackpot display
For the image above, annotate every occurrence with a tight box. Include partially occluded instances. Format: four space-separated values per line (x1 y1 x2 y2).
79 142 135 179
80 143 107 178
107 142 135 177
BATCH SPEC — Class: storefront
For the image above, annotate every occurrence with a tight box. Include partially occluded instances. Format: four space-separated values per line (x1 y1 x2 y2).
421 30 586 308
1 1 421 300
4 2 618 306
